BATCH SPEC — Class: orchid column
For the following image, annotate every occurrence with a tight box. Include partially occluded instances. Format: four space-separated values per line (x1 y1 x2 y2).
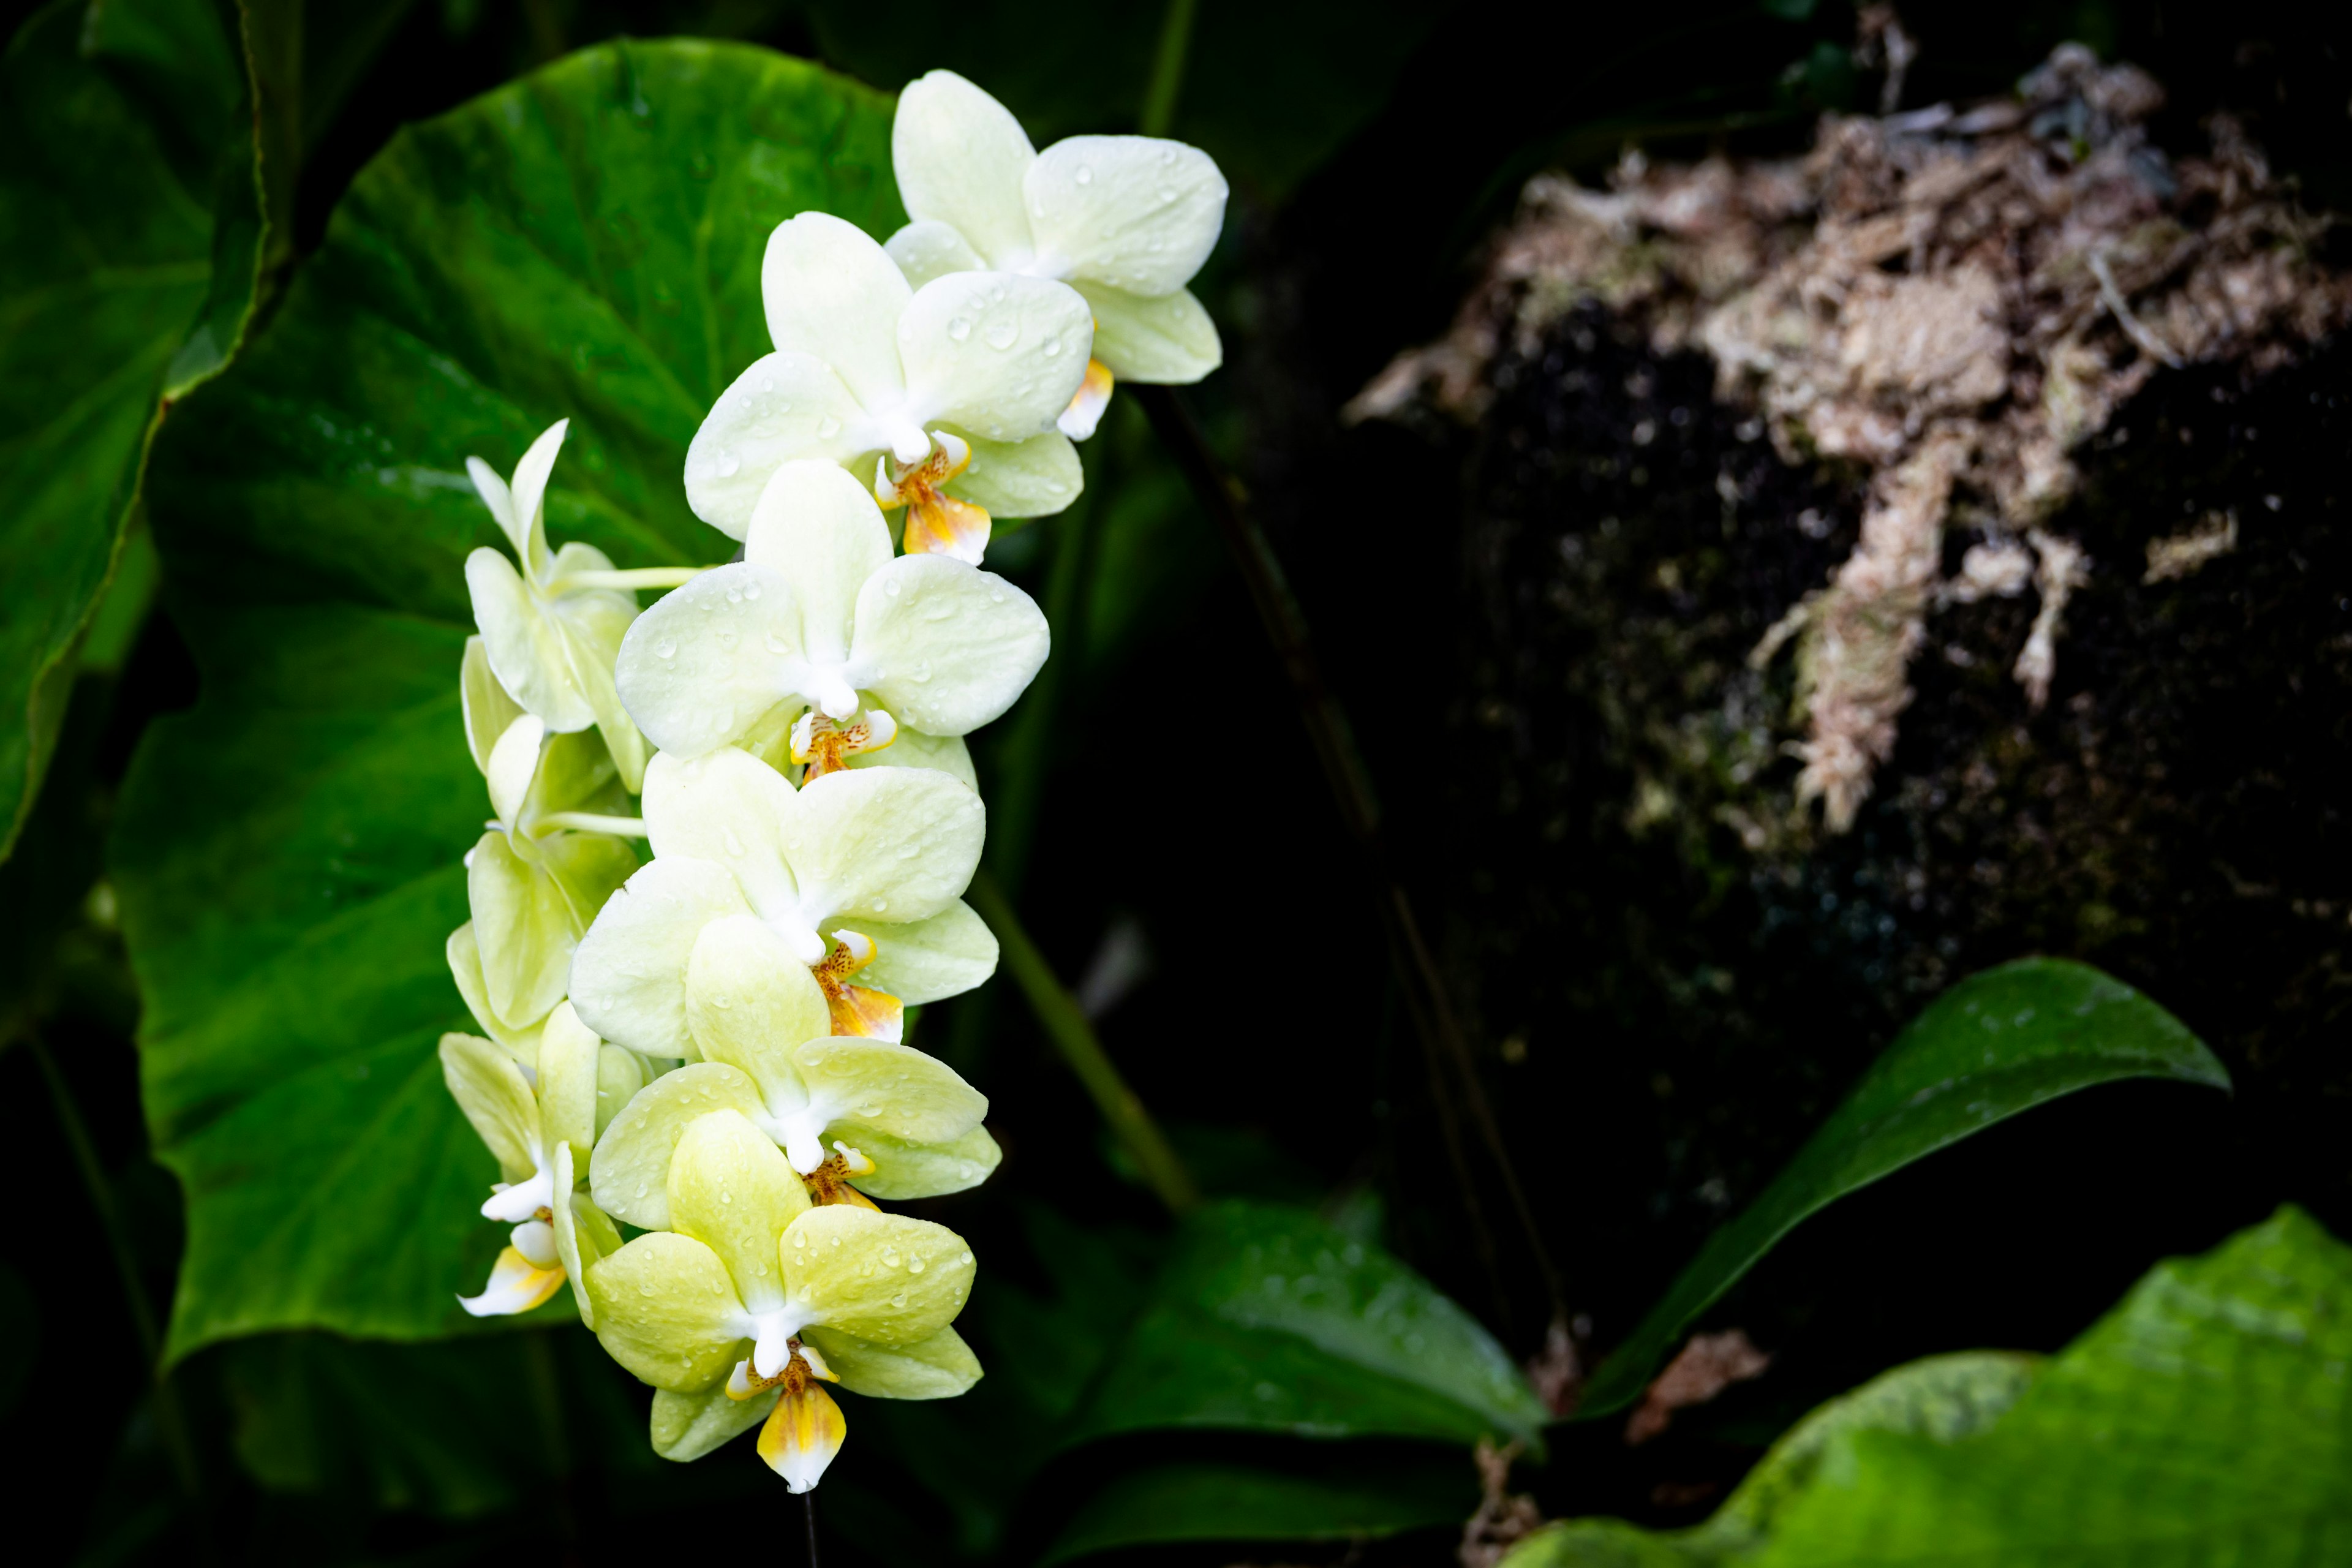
431 67 1227 1496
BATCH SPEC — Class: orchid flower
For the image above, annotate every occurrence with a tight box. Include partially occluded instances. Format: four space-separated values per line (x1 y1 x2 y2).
682 212 1094 563
591 914 997 1231
884 70 1228 440
440 1005 630 1321
586 1110 982 1490
464 419 692 791
568 747 995 1052
615 461 1048 766
461 700 639 1035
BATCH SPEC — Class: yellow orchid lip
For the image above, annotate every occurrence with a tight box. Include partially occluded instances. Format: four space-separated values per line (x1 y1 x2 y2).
874 432 991 565
1057 356 1115 442
756 1381 847 1493
456 1232 566 1318
814 930 905 1042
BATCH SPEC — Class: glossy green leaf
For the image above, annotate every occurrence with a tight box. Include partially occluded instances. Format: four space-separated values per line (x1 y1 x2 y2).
0 0 261 861
112 39 905 1359
1043 1452 1477 1564
1074 1200 1549 1449
1578 959 2230 1417
1507 1207 2352 1566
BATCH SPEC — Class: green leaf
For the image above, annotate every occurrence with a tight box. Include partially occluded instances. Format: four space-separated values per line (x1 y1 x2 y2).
111 39 905 1360
1042 1451 1477 1564
1075 1199 1550 1449
1577 959 2230 1417
1506 1207 2352 1566
0 0 260 861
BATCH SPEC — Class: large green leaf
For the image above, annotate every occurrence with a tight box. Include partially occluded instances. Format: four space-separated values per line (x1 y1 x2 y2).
1577 959 2230 1417
1507 1206 2352 1566
1043 1452 1476 1564
1074 1200 1550 1449
0 0 262 861
111 39 905 1360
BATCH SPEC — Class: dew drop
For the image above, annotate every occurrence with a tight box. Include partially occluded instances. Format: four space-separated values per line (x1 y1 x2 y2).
760 375 775 392
872 899 888 913
715 449 741 478
816 416 841 439
989 590 1005 603
1074 165 1093 184
908 1257 925 1273
1158 187 1178 204
891 1292 908 1308
946 316 973 342
722 828 745 856
726 586 742 604
764 632 790 654
884 579 902 598
654 638 677 660
744 582 761 600
985 319 1019 350
1043 338 1062 357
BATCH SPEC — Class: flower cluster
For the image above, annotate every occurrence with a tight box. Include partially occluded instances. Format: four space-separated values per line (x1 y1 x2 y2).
433 70 1224 1493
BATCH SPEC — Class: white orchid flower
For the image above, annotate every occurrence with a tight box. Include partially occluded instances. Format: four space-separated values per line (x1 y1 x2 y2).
591 914 997 1231
466 418 704 792
615 461 1048 769
683 212 1094 564
568 747 996 1054
459 693 639 1035
440 1005 631 1321
587 1110 982 1490
884 69 1228 440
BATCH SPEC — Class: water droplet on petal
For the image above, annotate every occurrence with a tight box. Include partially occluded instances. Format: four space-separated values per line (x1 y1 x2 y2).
947 316 973 342
654 638 676 659
1159 187 1178 204
715 450 741 478
1044 339 1062 356
1074 165 1093 184
744 582 761 600
816 416 841 440
884 580 901 598
985 319 1019 350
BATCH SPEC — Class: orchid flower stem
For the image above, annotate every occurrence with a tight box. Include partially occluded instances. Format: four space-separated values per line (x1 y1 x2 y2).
804 1492 820 1568
538 811 649 837
966 870 1200 1215
1140 0 1199 137
1130 383 1564 1333
546 566 709 594
989 492 1097 900
27 1030 205 1504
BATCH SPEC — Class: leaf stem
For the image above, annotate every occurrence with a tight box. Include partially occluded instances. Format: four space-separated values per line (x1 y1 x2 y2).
1130 384 1563 1331
988 496 1097 900
966 870 1200 1215
1140 0 1200 137
27 1031 205 1502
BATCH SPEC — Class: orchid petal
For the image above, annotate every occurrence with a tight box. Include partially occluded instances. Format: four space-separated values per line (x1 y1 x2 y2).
892 70 1036 264
457 1242 565 1318
467 547 597 733
586 1233 749 1392
884 219 986 288
760 213 911 411
614 564 808 761
850 555 1049 737
570 856 755 1059
1027 136 1227 298
641 748 803 924
532 829 638 938
669 1110 813 1313
594 1044 646 1140
549 1141 622 1327
1074 281 1223 384
461 636 526 775
897 273 1093 442
780 767 984 932
484 715 543 829
741 461 895 663
792 1036 987 1147
842 729 978 793
439 1031 541 1184
780 1205 974 1347
507 418 570 576
685 916 829 1102
831 900 997 1005
652 1382 778 1462
802 1324 982 1400
465 454 523 560
589 1062 765 1231
446 923 546 1066
685 350 871 540
536 1000 601 1166
757 1384 846 1493
946 429 1082 519
467 830 575 1031
837 1123 1001 1202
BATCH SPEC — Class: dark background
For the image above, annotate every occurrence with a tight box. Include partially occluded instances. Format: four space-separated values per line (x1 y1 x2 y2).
3 0 2347 1561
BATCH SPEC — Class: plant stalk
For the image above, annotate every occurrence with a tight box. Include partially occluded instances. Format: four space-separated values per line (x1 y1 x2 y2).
1140 0 1200 137
967 870 1200 1215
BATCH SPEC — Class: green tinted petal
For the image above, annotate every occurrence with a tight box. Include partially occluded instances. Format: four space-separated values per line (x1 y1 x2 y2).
439 1032 540 1183
549 1141 623 1327
522 726 624 825
614 565 807 760
946 429 1082 519
585 1233 748 1392
461 636 526 775
467 546 595 732
651 1383 779 1462
467 830 576 1030
804 1324 982 1400
780 767 984 931
595 1044 646 1140
570 856 753 1058
686 916 830 1103
684 350 870 540
1074 281 1223 385
842 728 977 791
589 1062 764 1231
794 1036 987 1145
445 922 545 1066
840 1123 1002 1202
536 1001 601 1164
850 556 1049 738
537 829 638 934
884 219 984 288
832 900 997 1006
781 1206 975 1346
669 1109 812 1313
